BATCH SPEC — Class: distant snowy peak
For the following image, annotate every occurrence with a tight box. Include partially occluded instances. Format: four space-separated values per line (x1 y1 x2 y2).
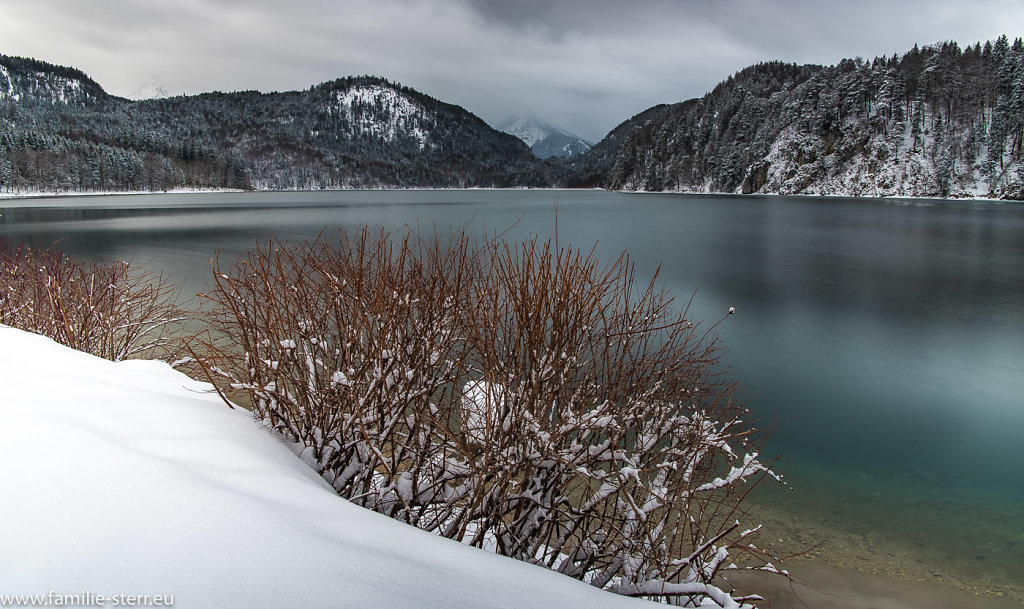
498 113 552 147
127 81 170 100
496 113 592 159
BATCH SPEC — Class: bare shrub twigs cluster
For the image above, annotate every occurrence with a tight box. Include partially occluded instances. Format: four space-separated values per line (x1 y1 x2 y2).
195 226 782 607
0 239 189 362
195 228 475 510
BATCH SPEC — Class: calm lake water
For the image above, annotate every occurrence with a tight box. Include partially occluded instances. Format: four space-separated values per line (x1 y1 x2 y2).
2 189 1022 600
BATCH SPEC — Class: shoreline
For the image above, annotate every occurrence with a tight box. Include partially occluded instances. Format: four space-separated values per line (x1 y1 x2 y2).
619 188 1017 204
0 186 1017 205
0 187 247 201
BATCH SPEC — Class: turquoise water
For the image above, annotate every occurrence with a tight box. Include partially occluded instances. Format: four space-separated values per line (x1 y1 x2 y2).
2 190 1022 598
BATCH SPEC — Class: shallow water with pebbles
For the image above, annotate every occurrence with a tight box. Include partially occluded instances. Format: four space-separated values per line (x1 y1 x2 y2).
742 459 1023 606
730 560 1022 609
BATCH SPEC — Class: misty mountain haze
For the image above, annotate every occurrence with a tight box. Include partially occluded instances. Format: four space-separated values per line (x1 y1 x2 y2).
496 112 592 159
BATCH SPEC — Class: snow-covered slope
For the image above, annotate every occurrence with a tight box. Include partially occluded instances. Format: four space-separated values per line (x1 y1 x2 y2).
329 83 430 149
497 112 592 159
0 61 559 191
0 326 652 609
0 55 108 105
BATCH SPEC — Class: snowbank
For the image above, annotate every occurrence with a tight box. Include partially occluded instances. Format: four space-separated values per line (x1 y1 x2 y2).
0 326 653 609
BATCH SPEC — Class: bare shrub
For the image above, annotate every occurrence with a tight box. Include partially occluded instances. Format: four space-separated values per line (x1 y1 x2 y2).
0 240 188 362
451 236 780 604
195 228 479 519
196 227 782 607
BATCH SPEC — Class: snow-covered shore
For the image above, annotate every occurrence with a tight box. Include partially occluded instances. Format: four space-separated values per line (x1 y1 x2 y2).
1 187 1017 206
0 187 247 200
0 326 653 609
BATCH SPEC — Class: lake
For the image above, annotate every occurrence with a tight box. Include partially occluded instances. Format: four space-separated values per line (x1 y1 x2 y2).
2 189 1022 602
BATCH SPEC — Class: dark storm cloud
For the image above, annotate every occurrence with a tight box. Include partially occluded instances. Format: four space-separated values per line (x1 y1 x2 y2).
2 0 1021 142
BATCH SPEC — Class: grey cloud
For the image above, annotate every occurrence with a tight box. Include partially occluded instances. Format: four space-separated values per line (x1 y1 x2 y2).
459 0 562 29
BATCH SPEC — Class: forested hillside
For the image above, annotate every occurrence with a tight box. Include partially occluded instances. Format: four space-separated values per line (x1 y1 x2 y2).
0 57 561 193
571 37 1024 199
3 37 1023 197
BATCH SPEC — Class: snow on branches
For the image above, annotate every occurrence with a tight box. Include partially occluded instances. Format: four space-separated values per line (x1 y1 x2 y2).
0 239 188 362
195 227 783 607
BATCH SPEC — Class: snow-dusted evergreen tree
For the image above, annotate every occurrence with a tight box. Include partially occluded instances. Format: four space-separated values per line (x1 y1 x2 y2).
933 111 953 196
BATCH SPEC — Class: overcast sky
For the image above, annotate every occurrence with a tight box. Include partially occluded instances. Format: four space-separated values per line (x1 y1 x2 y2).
2 0 1022 142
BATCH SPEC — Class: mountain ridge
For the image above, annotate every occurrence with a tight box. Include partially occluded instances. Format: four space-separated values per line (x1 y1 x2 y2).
0 58 563 192
2 39 1023 199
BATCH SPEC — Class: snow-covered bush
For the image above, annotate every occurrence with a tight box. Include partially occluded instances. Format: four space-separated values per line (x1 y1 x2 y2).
197 228 782 607
452 236 781 605
0 240 187 361
196 228 477 513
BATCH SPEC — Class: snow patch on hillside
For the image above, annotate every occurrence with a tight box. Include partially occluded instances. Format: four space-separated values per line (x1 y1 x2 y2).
333 85 429 149
47 72 84 104
0 67 91 105
0 64 13 99
755 111 1020 198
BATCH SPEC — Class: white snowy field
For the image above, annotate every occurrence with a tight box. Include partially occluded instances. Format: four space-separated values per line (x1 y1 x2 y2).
0 326 655 609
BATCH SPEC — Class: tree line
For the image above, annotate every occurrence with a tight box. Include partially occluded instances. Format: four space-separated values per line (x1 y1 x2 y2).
0 63 562 193
3 38 1022 197
570 37 1024 198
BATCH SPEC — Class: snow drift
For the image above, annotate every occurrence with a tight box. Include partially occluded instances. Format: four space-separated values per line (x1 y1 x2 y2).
0 326 654 609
